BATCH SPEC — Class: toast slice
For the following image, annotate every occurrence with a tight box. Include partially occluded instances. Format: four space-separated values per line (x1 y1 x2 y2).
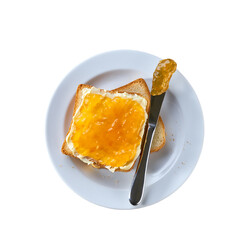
62 78 166 171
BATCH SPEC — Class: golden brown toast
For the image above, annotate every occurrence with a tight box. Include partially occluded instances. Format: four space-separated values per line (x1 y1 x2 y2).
62 78 166 171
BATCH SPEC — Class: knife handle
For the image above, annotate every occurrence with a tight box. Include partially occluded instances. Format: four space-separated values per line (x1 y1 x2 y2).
129 125 155 205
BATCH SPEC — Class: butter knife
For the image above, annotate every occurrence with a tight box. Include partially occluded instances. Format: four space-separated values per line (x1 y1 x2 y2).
129 92 166 205
129 59 177 205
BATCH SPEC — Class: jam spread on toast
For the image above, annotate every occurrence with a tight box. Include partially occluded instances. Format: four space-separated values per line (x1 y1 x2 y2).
70 93 146 168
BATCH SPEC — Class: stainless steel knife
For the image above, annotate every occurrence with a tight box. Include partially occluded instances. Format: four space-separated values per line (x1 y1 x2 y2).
129 93 166 205
129 59 177 205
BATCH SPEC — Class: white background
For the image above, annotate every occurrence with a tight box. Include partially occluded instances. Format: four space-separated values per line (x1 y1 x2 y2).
1 0 229 239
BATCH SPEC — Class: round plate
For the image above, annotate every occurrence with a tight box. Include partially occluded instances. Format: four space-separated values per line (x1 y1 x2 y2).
46 50 204 209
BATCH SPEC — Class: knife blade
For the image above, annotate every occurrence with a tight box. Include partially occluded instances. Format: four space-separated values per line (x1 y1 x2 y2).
129 93 166 205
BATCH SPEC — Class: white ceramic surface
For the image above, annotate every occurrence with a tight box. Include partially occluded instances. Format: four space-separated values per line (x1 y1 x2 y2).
46 50 204 209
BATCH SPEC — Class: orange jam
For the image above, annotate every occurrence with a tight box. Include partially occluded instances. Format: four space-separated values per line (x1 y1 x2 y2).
70 93 146 168
151 59 177 95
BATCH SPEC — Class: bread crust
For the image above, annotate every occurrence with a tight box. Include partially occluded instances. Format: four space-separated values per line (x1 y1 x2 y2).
61 78 164 172
150 116 166 153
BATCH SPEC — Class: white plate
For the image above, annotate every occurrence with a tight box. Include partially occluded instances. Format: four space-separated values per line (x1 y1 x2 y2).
46 50 204 209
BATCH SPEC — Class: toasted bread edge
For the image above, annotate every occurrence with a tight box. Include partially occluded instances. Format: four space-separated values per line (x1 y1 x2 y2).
150 116 166 153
